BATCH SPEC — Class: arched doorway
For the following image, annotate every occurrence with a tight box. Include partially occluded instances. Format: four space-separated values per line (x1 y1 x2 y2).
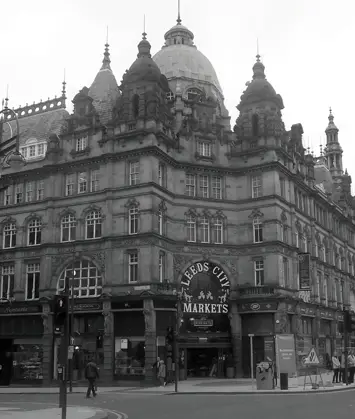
178 261 233 379
53 259 104 381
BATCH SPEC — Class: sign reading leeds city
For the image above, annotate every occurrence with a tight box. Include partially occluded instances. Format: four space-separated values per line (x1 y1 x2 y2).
181 261 230 332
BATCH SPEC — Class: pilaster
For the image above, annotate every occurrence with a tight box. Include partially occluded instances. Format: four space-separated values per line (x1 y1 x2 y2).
229 300 242 378
102 298 113 383
143 299 156 384
41 300 53 384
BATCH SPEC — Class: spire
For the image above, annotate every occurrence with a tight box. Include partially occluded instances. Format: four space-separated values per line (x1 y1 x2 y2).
326 107 338 133
252 41 265 80
138 18 151 58
177 0 182 25
62 69 66 99
101 29 111 70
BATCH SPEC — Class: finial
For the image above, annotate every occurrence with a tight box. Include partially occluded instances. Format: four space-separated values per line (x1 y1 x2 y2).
256 38 260 61
177 0 182 25
329 106 332 115
142 15 147 39
320 144 323 156
101 34 111 70
62 69 66 98
307 146 310 154
4 85 9 109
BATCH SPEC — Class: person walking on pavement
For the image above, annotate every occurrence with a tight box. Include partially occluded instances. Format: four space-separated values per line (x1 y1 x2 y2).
340 352 346 384
348 350 355 384
158 359 166 387
85 358 99 398
332 352 340 384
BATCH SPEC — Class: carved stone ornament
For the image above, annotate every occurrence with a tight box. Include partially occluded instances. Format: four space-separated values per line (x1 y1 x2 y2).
173 254 192 275
90 251 106 273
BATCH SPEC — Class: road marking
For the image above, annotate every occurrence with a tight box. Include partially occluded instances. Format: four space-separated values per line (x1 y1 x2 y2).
0 401 128 419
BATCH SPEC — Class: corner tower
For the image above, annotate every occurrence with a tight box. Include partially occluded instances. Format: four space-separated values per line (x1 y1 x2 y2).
324 108 343 179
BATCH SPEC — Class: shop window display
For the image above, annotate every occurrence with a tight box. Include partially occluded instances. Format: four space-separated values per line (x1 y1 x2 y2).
12 344 43 381
114 337 145 378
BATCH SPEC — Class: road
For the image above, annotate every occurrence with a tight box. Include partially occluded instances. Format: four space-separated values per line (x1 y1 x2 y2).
1 388 355 419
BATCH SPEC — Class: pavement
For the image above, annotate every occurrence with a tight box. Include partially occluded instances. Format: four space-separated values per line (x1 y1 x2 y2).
0 372 351 395
0 405 108 419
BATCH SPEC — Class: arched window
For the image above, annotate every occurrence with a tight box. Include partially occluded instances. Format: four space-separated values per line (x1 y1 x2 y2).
252 114 259 136
129 204 139 235
3 223 16 248
20 138 47 161
85 210 102 239
186 88 202 102
28 219 42 246
132 94 139 118
61 214 76 242
57 259 102 298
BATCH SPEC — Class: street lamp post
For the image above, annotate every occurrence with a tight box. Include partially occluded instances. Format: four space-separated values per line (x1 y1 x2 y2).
69 250 76 393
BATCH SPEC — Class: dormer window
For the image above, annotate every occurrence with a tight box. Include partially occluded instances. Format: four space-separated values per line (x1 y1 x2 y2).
76 137 88 152
20 138 47 161
187 88 202 102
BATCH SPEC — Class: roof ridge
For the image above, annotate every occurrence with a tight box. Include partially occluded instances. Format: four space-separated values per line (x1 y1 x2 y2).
4 96 66 122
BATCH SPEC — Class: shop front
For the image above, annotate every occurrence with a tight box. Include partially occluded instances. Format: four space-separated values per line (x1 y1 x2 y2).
53 300 104 381
177 260 233 379
0 302 44 385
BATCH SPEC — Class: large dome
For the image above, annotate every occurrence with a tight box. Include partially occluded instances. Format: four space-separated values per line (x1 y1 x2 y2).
152 21 223 95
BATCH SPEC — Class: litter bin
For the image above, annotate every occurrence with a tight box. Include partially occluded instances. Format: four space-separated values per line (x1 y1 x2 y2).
280 372 288 390
256 361 274 390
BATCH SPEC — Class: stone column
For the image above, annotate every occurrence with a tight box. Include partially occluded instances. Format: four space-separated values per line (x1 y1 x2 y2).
143 299 156 384
102 299 113 383
41 300 53 385
228 300 242 378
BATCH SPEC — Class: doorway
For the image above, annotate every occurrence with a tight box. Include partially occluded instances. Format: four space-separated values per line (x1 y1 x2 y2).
0 339 13 386
187 348 218 378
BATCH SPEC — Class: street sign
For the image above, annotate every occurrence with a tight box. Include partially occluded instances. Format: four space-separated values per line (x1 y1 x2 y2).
304 347 320 365
248 334 254 337
70 337 74 345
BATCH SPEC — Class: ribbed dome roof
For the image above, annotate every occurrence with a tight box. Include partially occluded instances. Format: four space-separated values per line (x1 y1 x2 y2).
153 20 223 94
238 55 284 110
88 43 120 125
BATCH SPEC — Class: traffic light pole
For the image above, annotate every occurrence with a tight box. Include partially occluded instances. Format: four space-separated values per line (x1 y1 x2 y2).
59 293 69 419
174 299 180 393
344 325 349 386
69 259 75 393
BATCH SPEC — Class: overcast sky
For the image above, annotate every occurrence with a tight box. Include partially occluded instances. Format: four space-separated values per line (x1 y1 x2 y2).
1 0 354 176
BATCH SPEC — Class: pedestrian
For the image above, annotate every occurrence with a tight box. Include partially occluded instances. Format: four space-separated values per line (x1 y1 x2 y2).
340 352 346 384
85 358 99 398
332 352 340 384
152 357 161 385
158 359 166 387
348 350 355 384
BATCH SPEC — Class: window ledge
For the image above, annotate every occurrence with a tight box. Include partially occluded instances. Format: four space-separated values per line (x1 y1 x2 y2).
70 147 91 158
194 152 215 162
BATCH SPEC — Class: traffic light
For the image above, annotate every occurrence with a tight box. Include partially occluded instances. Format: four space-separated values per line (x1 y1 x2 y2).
344 310 355 333
54 294 68 327
166 327 174 345
96 331 103 349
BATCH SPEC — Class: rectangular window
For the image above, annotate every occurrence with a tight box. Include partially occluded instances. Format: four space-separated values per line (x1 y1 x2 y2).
212 176 222 199
128 252 138 283
159 252 165 283
201 217 210 243
78 172 88 194
254 260 264 286
66 174 75 196
90 169 100 192
252 175 262 198
283 257 289 287
323 276 329 306
36 180 44 200
158 210 164 235
25 182 33 202
187 215 196 242
199 175 209 198
26 263 40 300
38 143 45 156
1 265 14 300
3 224 16 248
28 220 42 246
129 161 140 186
158 163 165 187
15 184 23 204
295 232 299 248
129 206 139 235
76 137 87 152
280 178 286 198
29 145 36 157
4 187 11 206
197 141 211 157
185 174 196 197
213 218 223 244
253 217 263 243
316 271 321 303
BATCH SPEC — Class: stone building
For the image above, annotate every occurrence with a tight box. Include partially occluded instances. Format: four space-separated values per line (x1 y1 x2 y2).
0 14 354 385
